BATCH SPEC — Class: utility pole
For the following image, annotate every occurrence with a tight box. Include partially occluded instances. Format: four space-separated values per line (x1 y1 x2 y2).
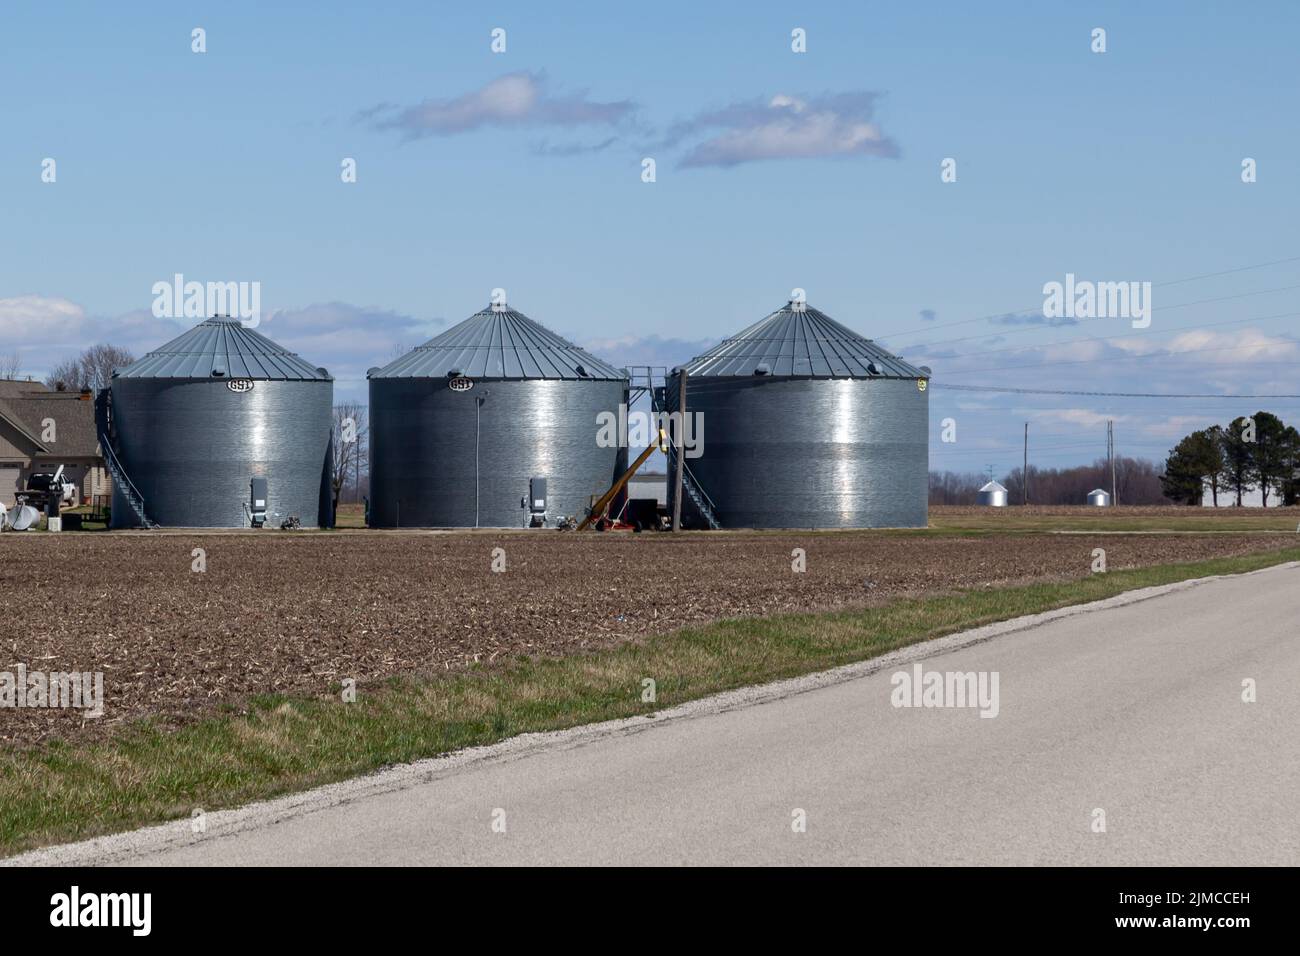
671 369 687 532
1109 419 1117 505
1022 422 1028 505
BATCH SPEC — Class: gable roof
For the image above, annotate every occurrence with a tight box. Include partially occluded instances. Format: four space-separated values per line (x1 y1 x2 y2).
0 392 100 457
680 302 927 379
372 305 626 381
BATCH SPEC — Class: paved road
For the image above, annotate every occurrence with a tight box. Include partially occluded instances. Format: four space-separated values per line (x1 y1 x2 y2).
21 564 1300 865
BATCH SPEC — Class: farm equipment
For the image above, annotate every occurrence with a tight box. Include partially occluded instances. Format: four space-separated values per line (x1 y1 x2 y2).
576 429 667 532
4 503 41 531
4 465 76 531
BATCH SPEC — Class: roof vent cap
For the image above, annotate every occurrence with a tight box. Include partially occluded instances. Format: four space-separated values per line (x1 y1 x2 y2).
754 362 771 376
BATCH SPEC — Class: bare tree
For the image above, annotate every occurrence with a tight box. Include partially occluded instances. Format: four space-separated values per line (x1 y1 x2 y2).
46 357 81 390
44 344 135 391
0 351 22 380
330 403 369 519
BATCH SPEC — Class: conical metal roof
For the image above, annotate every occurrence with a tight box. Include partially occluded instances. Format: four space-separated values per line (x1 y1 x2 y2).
680 302 926 379
372 304 625 381
980 481 1007 493
114 317 331 381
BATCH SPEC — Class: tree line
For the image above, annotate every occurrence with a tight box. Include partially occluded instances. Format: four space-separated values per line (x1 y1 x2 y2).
1161 413 1300 506
930 457 1167 505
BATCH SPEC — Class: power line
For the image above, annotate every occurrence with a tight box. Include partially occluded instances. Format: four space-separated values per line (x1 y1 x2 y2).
877 254 1300 341
1157 255 1300 287
933 384 1300 399
934 330 1300 377
897 298 1300 362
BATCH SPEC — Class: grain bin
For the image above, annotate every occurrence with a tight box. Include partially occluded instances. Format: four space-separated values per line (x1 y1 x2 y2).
106 317 333 528
665 300 929 529
368 300 628 527
977 481 1009 507
1087 488 1111 506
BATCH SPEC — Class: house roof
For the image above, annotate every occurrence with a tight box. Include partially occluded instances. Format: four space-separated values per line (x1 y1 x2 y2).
0 378 49 398
115 317 332 381
0 391 100 457
679 302 927 379
372 304 626 381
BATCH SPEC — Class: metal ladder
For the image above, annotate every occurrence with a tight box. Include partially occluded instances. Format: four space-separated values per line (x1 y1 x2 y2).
95 389 157 528
654 373 722 530
676 457 722 529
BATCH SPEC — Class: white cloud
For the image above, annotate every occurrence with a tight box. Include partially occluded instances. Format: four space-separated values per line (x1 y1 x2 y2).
0 295 184 366
0 296 438 401
668 92 898 168
1113 328 1300 364
1033 408 1130 429
366 72 636 139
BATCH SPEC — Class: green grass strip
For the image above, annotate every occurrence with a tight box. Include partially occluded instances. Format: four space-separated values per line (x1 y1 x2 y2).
3 545 1298 856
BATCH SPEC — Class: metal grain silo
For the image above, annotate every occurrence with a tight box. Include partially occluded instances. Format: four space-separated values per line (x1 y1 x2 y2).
977 481 1009 507
1087 488 1111 506
368 301 627 527
105 317 333 528
664 301 929 529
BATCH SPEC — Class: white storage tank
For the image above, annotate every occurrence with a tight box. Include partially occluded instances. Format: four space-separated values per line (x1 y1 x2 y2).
1087 488 1111 507
977 480 1008 507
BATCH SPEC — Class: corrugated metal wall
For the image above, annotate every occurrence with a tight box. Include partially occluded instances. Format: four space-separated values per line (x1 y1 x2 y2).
669 376 929 528
110 379 333 528
369 378 627 527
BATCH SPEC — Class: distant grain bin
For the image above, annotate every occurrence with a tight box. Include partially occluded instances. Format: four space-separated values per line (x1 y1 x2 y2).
665 300 929 529
977 480 1009 507
368 300 628 528
1087 488 1112 506
104 317 333 528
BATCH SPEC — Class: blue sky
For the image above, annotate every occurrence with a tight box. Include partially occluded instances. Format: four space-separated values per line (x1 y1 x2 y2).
3 1 1299 476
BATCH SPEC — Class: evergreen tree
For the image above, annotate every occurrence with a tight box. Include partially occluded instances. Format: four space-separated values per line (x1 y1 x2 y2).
1249 411 1289 506
1219 417 1255 506
1202 425 1225 506
1280 425 1300 506
1161 429 1221 505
